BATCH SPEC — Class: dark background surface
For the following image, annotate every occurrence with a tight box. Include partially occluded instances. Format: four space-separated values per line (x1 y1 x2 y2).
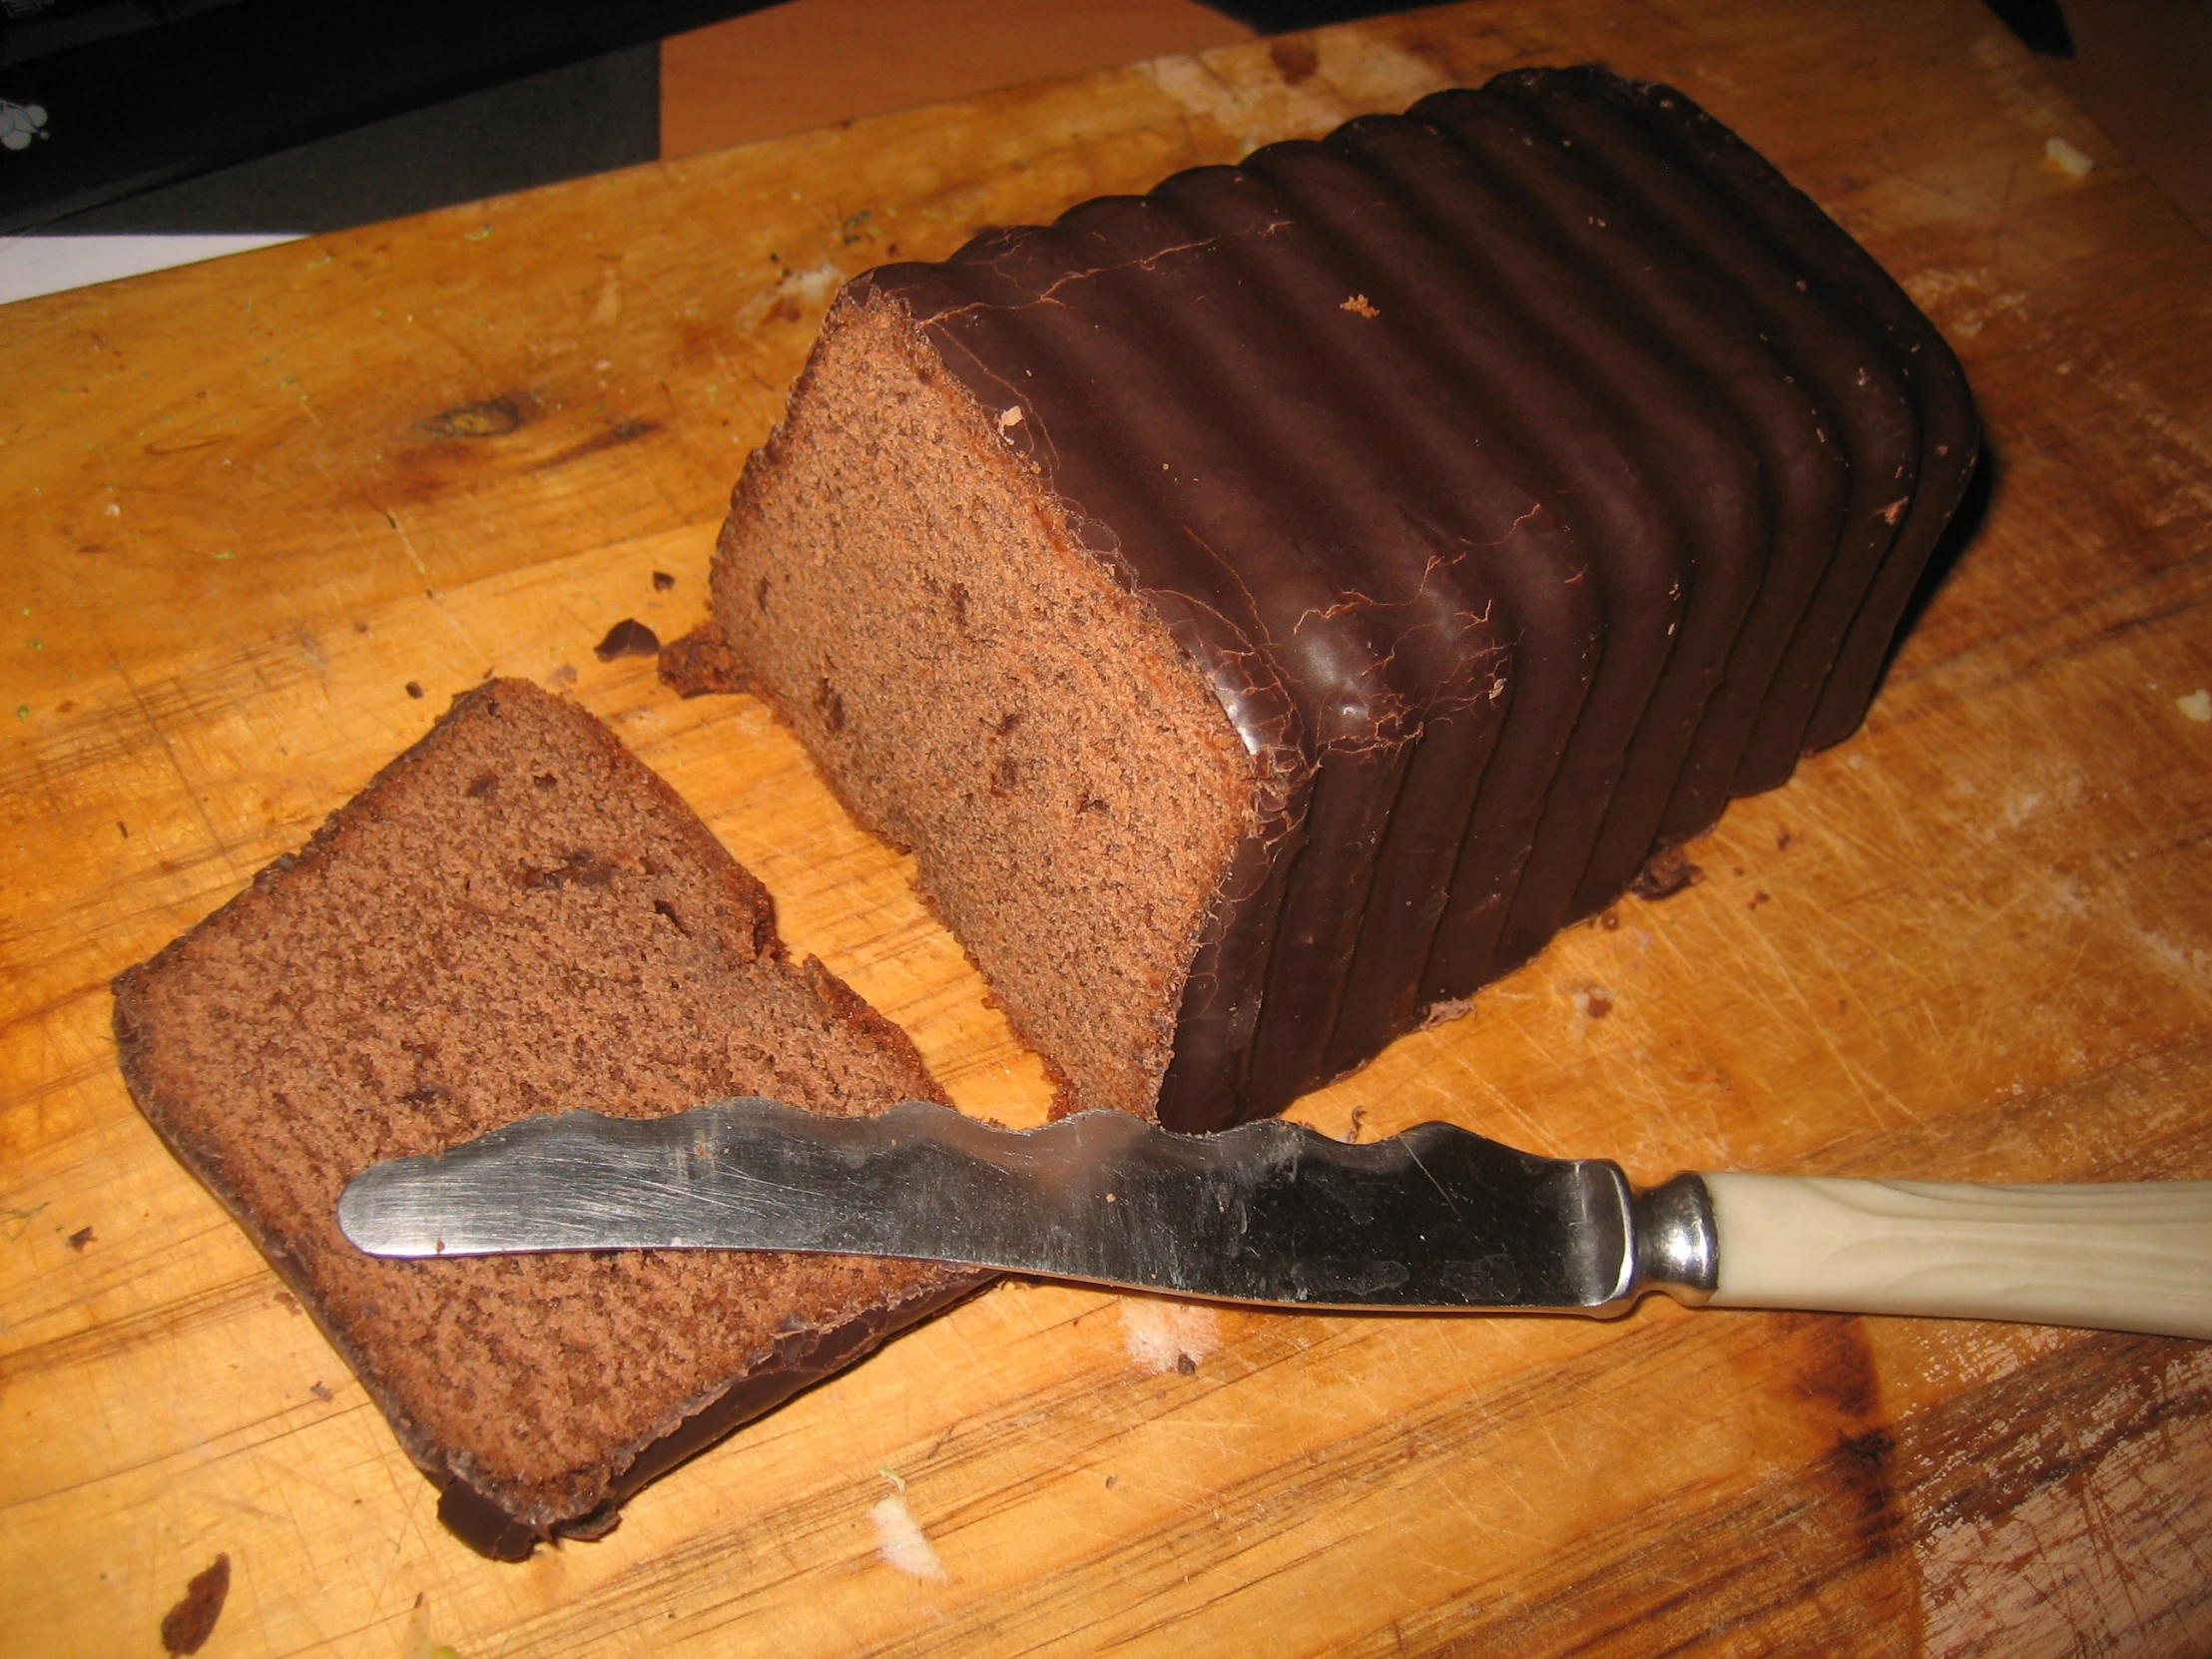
1 0 2204 245
0 0 759 234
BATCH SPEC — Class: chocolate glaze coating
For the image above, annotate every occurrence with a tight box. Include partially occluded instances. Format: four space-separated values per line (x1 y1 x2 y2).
854 68 1976 1130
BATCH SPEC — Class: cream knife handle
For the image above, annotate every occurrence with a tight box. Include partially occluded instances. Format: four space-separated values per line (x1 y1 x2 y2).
1698 1173 2212 1339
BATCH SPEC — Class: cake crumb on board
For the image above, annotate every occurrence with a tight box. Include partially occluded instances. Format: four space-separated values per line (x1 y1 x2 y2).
159 1554 230 1656
1569 983 1614 1020
2043 136 2094 178
1120 1297 1222 1376
870 1480 949 1582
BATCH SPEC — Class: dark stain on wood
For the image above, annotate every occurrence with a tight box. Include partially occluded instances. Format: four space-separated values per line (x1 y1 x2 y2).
160 1554 230 1656
417 396 525 439
1896 1332 2212 1549
142 431 227 457
528 417 662 473
1269 37 1320 84
1417 1316 1916 1657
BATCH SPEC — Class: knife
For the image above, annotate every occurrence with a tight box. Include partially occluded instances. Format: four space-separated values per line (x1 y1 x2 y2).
337 1097 2212 1339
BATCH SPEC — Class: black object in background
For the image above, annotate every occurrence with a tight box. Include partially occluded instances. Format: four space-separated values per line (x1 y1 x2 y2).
1981 0 2076 57
1196 0 1450 31
0 0 769 234
42 46 660 235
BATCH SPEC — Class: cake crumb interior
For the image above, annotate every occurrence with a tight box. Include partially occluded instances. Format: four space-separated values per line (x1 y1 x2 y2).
714 296 1259 1119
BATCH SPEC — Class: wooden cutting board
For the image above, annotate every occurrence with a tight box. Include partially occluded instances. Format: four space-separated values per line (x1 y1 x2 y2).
5 1 2210 1652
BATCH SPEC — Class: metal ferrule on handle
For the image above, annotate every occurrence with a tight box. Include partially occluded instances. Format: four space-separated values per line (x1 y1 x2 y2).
1628 1172 1720 1310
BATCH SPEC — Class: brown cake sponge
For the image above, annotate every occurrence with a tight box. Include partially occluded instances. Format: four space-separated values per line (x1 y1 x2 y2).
112 679 982 1558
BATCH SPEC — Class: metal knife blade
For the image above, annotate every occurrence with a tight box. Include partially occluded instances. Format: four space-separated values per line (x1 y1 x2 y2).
335 1097 1716 1315
337 1097 2212 1336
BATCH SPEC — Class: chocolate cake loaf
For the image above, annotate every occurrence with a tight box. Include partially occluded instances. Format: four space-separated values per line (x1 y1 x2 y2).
113 681 982 1558
702 66 1977 1134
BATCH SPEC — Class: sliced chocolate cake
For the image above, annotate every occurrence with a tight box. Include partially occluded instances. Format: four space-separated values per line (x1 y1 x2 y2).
702 66 1977 1134
113 680 983 1558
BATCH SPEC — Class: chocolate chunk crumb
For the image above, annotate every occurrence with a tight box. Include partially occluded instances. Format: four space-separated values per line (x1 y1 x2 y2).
659 622 744 697
1176 1352 1198 1376
1749 890 1770 910
1777 830 1794 850
160 1554 231 1656
1597 908 1620 931
594 619 661 661
405 681 425 700
275 1291 301 1315
118 821 129 839
652 571 677 591
67 1225 94 1251
1630 845 1704 901
310 1381 333 1400
1269 36 1320 84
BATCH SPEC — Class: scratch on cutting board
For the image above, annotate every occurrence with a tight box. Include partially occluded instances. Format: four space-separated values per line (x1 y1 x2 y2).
734 264 844 334
1705 901 1923 1130
108 658 253 887
2138 931 2212 997
1900 265 2028 341
590 264 622 328
1140 31 1445 155
1914 1344 2212 1653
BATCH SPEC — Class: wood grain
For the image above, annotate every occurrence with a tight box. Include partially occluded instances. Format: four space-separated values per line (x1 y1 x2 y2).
4 1 2210 1653
661 0 1255 158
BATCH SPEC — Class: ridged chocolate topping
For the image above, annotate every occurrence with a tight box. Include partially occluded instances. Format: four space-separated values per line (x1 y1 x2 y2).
853 67 1977 1130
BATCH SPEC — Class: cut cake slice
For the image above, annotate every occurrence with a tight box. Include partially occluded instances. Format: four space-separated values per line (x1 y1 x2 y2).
697 67 1978 1133
113 679 980 1559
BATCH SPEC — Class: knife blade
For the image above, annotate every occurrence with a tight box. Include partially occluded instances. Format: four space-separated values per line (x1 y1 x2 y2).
337 1097 2212 1338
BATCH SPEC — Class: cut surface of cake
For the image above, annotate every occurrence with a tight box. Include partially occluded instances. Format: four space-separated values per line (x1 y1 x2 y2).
702 66 1978 1133
113 679 981 1558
